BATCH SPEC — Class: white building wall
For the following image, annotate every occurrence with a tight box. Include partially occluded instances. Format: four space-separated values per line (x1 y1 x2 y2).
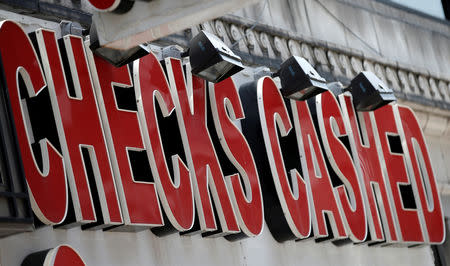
0 224 436 266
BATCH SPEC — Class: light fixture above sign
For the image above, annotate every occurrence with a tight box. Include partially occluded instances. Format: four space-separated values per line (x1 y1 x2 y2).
182 30 244 83
273 56 329 101
346 71 396 111
89 23 151 67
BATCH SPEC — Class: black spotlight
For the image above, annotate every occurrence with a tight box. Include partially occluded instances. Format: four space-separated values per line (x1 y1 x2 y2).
182 30 244 83
346 71 396 111
273 56 328 101
89 22 150 67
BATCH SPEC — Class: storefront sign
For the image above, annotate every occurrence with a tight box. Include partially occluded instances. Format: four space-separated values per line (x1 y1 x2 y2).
0 20 445 249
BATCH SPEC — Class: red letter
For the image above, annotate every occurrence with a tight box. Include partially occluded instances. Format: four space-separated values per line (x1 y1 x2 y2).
396 106 445 244
209 78 264 238
291 99 347 240
134 52 194 230
51 245 86 266
339 94 398 243
258 77 310 240
166 58 239 234
372 104 424 244
22 244 86 266
316 91 367 242
86 51 165 228
35 30 122 226
87 0 121 11
0 21 67 224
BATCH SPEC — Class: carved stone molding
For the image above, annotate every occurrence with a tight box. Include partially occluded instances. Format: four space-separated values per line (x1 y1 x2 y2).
185 16 450 110
245 29 264 56
273 36 290 61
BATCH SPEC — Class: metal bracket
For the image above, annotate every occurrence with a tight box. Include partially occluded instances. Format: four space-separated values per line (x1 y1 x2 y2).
60 20 86 37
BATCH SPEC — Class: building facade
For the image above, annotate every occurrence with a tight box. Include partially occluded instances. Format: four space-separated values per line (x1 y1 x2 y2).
0 0 449 265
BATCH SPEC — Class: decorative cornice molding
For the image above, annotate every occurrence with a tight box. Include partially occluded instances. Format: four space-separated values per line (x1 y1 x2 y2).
156 15 450 137
184 15 450 114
